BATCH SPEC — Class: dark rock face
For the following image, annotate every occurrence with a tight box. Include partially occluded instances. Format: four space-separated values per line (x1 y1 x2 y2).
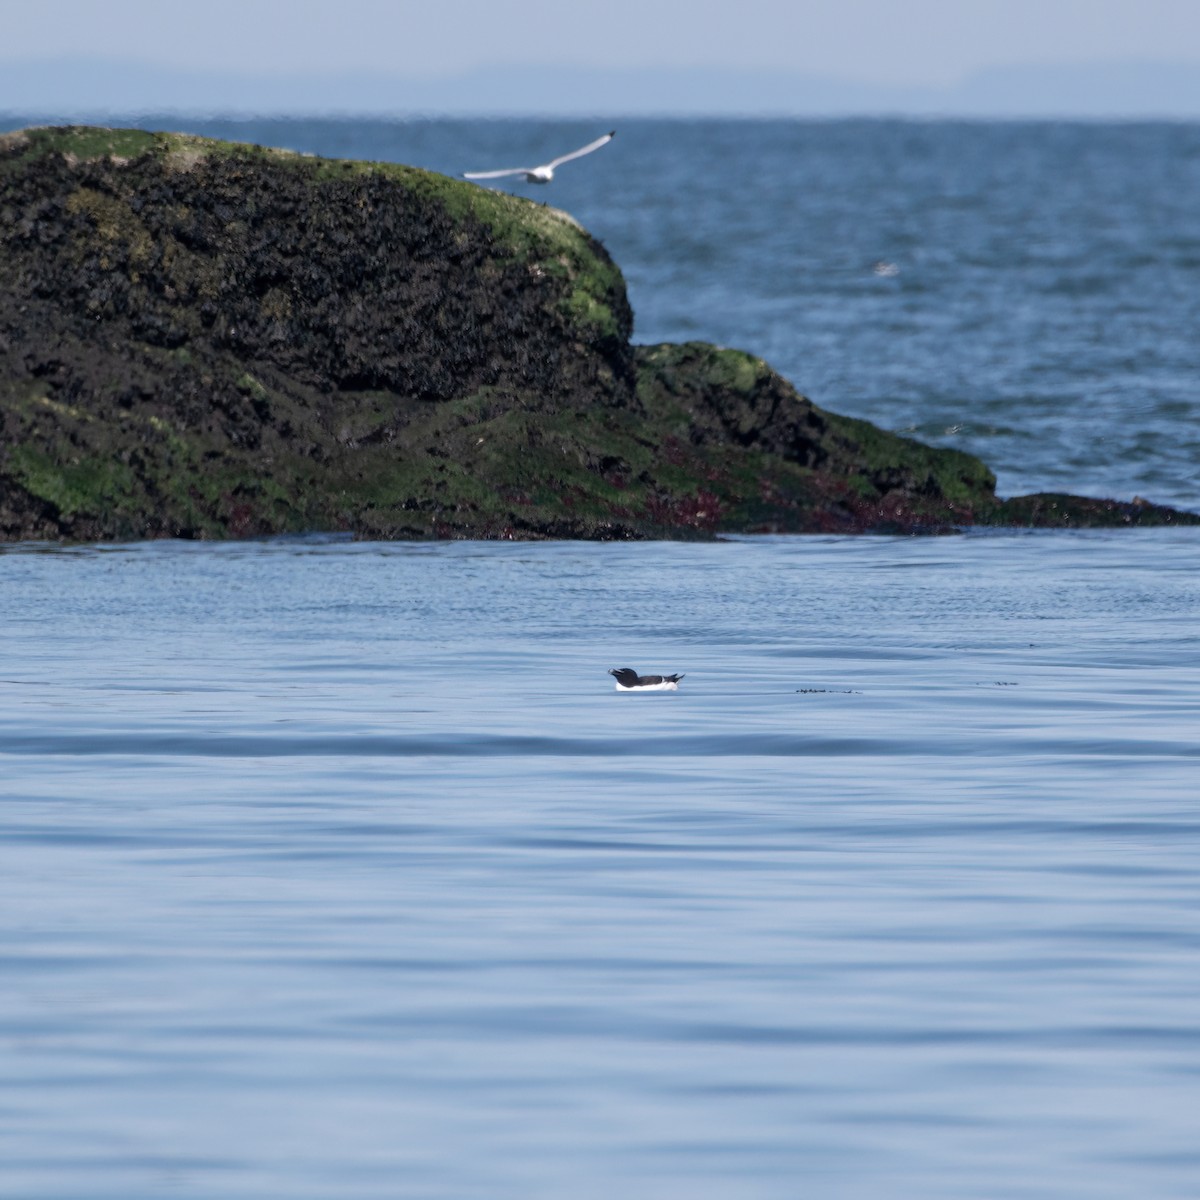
2 140 631 403
1 126 1194 542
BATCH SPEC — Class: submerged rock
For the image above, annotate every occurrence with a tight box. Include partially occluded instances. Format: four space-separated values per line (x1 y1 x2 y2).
1 125 1194 541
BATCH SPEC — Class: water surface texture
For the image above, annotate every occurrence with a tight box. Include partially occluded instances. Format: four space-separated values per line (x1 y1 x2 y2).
2 533 1199 1198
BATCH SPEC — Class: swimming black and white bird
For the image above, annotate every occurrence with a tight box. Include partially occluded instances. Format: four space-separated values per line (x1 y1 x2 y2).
609 667 685 692
464 131 616 184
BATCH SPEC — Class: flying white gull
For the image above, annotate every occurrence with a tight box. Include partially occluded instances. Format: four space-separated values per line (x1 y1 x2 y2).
464 131 616 184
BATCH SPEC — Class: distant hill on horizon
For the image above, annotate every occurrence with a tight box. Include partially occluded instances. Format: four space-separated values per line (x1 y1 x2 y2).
3 57 1200 119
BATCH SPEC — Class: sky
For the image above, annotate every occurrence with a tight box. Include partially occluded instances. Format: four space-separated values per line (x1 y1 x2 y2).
4 0 1199 86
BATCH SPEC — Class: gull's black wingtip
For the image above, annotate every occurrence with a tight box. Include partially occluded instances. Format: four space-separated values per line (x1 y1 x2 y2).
608 130 616 138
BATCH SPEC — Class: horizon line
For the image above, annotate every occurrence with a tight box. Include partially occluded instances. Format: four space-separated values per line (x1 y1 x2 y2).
4 56 1200 120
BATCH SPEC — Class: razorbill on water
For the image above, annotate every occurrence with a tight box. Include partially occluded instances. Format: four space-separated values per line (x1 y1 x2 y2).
464 131 616 184
609 668 685 692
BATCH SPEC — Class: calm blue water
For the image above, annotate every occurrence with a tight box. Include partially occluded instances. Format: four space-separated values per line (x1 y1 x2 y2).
2 532 1199 1199
2 117 1200 1197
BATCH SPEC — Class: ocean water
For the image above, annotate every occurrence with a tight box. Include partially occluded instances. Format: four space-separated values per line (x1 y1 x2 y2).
2 532 1199 1199
1 118 1200 1197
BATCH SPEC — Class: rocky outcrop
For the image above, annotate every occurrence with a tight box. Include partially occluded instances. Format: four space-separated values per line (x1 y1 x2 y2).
1 125 1194 541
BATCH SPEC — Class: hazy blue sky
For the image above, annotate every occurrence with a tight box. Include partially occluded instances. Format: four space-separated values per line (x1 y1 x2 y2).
5 0 1199 85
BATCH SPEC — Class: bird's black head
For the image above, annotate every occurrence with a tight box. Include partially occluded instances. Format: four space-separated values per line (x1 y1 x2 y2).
609 668 640 687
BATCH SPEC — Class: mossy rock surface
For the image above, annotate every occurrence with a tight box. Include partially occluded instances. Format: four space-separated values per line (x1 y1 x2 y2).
1 126 1194 541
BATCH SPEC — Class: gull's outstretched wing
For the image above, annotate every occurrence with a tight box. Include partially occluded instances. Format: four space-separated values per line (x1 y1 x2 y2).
546 130 615 170
463 166 533 180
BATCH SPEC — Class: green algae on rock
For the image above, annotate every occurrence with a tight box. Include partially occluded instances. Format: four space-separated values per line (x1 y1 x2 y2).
1 125 1195 542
